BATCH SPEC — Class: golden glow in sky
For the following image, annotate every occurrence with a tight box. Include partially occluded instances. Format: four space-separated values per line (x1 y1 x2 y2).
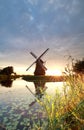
14 67 27 75
14 66 62 76
46 69 62 76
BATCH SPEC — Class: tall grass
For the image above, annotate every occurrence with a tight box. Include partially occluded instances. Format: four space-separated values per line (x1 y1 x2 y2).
33 65 84 130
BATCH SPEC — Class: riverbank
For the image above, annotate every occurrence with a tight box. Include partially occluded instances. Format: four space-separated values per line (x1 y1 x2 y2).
0 74 20 81
22 75 64 82
0 74 64 82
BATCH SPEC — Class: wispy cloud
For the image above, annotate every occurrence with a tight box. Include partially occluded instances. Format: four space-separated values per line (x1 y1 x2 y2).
24 0 38 6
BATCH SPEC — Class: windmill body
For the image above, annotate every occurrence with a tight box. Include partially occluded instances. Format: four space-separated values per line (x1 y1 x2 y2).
26 48 49 76
34 59 46 75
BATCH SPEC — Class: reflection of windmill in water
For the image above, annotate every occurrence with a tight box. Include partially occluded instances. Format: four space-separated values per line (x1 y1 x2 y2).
26 81 47 107
26 48 49 75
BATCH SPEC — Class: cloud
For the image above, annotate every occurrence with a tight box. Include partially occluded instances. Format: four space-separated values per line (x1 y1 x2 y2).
0 0 84 39
22 12 34 22
24 0 38 6
0 0 84 66
48 0 54 4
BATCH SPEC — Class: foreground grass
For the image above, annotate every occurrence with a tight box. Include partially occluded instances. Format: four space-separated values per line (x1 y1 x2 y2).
33 74 84 130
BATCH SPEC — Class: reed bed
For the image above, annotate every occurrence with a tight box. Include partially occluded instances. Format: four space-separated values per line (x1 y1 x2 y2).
33 70 84 130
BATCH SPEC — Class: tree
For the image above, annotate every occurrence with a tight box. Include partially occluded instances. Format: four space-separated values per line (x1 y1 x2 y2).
73 58 84 74
0 66 14 75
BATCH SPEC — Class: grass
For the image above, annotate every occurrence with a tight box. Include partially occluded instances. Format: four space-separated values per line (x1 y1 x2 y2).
32 69 84 130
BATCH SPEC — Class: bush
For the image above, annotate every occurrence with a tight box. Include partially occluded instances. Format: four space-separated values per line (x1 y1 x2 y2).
0 66 14 75
73 58 84 74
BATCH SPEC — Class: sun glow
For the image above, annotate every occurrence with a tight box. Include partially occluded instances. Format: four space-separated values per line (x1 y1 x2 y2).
46 69 62 76
14 66 62 76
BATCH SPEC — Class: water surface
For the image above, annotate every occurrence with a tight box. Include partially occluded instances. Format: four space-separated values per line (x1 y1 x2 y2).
0 78 64 130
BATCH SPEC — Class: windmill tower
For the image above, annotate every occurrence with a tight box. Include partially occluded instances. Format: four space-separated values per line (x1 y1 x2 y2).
26 48 49 76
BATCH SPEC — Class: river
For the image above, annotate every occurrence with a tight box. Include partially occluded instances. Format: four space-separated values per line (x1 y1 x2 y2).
0 78 64 130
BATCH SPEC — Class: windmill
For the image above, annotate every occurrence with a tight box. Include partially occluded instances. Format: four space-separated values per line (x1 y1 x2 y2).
26 48 49 75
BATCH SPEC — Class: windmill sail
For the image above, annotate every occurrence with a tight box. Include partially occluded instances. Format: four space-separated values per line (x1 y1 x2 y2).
26 48 49 75
30 52 37 59
26 61 36 71
37 48 49 60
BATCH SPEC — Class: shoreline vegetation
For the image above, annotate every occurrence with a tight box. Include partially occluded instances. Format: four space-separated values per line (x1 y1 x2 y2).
0 74 83 83
22 75 64 82
0 66 21 82
0 74 20 82
0 74 64 82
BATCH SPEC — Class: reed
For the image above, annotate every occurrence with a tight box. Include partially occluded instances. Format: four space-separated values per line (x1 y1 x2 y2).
33 66 84 130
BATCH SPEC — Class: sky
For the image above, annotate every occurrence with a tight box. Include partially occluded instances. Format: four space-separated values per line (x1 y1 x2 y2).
0 0 84 75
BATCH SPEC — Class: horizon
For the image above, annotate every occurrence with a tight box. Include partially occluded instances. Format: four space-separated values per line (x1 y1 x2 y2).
0 64 63 76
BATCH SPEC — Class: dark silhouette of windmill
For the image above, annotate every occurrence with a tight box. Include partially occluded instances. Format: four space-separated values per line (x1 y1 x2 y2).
26 48 49 75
